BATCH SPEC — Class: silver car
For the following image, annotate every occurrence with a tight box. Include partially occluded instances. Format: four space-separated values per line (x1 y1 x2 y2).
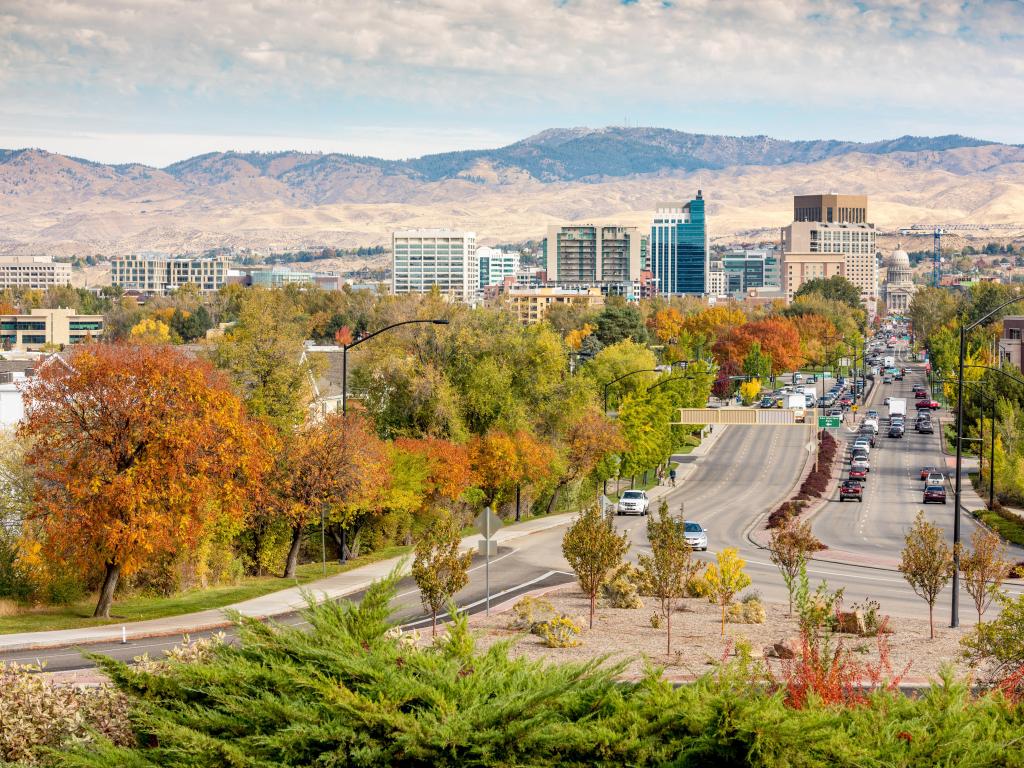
684 521 708 551
616 490 650 516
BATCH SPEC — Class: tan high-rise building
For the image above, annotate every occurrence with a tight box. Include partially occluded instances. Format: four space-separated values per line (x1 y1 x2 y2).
793 194 868 224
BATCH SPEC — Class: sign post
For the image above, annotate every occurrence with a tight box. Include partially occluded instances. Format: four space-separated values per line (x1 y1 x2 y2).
474 506 503 615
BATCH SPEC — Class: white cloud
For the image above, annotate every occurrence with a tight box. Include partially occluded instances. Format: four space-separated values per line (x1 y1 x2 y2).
1 0 1023 159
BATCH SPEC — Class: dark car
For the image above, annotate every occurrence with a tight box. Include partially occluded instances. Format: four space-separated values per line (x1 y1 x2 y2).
849 467 868 481
917 420 934 434
858 431 876 447
840 480 863 502
923 485 947 504
888 424 905 438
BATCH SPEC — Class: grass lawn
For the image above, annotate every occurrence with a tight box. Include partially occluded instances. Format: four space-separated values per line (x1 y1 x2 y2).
0 545 410 635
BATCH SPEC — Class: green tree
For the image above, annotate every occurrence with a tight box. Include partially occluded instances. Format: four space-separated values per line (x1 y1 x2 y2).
585 340 658 412
562 505 630 628
638 501 703 654
595 304 648 346
768 518 822 615
213 289 320 433
899 511 955 639
411 513 474 636
742 341 772 381
617 391 671 481
908 286 960 344
703 547 752 636
793 275 861 309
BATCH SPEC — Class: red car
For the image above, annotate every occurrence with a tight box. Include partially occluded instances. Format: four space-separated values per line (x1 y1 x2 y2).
920 466 937 480
923 485 947 504
915 400 940 410
915 392 930 401
849 468 868 481
840 480 863 502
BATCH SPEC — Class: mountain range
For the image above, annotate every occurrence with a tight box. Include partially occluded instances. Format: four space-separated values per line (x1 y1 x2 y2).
2 127 1023 258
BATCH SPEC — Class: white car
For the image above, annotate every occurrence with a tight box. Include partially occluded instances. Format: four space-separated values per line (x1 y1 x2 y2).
684 521 708 551
852 438 871 455
852 456 870 472
616 490 650 516
862 418 879 434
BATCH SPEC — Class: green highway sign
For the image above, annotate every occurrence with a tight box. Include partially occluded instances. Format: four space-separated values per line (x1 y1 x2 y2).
818 416 841 428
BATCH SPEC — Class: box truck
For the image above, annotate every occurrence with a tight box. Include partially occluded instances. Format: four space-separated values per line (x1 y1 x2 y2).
884 356 895 368
889 398 907 418
787 393 807 422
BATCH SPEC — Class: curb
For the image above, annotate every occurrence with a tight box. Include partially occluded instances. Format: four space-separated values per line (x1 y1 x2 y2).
0 515 577 654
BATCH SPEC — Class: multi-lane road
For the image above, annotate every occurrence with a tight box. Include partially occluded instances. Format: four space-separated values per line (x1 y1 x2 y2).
6 352 1024 671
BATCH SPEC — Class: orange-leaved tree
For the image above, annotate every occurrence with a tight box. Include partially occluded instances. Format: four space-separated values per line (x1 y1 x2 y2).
19 344 274 618
547 407 625 513
469 428 556 515
274 412 391 578
393 437 475 508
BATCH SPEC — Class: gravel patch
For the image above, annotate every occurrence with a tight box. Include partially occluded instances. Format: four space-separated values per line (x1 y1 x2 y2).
469 585 975 683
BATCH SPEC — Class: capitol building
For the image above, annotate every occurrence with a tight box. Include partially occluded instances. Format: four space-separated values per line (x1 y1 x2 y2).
883 245 917 314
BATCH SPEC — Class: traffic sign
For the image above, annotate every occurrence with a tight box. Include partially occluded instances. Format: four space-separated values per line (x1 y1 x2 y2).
474 507 503 539
818 416 841 428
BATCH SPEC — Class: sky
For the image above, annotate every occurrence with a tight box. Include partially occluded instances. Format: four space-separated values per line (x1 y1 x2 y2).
1 0 1023 166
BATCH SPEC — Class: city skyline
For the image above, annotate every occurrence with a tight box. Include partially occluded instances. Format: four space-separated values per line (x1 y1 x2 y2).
2 1 1024 166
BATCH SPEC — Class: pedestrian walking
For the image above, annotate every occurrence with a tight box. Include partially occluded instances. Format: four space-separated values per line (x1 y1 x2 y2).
669 467 677 486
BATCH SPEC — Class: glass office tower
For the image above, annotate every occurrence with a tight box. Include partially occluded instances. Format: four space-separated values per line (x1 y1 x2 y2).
650 192 708 295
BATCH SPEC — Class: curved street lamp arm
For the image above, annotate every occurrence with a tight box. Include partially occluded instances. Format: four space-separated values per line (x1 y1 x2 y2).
345 318 448 351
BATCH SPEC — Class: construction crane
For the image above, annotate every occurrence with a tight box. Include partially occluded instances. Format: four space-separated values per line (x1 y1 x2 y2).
896 223 1024 288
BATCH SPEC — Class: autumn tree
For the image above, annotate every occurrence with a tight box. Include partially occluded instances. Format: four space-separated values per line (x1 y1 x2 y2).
899 511 955 639
547 407 625 512
961 528 1009 625
704 547 752 636
274 413 390 578
738 378 761 405
468 429 555 515
129 317 172 344
638 501 703 654
768 518 823 615
19 344 274 617
411 513 474 636
562 505 630 628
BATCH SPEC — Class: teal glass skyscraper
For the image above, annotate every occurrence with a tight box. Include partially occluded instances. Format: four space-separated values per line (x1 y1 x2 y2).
650 192 708 295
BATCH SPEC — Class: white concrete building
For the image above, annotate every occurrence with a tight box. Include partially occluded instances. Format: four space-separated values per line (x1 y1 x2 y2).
110 252 229 295
392 229 478 303
0 256 72 290
475 247 520 291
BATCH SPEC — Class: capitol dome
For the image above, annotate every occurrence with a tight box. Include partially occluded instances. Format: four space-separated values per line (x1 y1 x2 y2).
886 244 913 285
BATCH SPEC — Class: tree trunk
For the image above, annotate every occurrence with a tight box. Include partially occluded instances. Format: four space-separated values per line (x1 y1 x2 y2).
666 604 672 655
546 483 564 515
589 590 595 629
283 525 302 578
94 561 121 618
928 604 934 639
720 603 726 637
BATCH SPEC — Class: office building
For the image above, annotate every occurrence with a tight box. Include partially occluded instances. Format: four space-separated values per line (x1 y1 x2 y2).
392 229 478 303
780 252 846 302
721 248 781 294
650 192 709 295
496 287 605 325
0 256 72 290
248 266 341 291
476 247 520 291
543 225 642 284
794 194 868 224
0 307 104 351
111 253 229 294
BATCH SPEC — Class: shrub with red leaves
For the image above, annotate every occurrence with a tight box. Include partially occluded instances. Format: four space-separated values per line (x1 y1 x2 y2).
996 664 1024 705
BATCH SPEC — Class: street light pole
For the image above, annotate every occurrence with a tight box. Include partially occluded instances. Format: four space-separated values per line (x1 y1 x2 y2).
341 318 449 415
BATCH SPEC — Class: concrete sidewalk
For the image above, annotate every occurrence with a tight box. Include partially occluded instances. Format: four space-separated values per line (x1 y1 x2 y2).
0 512 575 653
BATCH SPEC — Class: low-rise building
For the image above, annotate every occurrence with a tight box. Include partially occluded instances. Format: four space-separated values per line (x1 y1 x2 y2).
0 307 104 351
497 287 605 325
247 266 342 290
111 253 229 295
999 316 1024 372
0 256 72 290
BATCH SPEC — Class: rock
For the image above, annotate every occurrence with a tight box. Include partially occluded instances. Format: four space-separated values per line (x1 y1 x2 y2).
773 637 800 659
762 644 778 658
837 610 867 636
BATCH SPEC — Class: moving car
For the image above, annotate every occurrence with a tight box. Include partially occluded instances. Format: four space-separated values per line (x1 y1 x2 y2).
853 438 871 454
851 456 870 472
916 400 941 410
684 521 708 551
863 418 879 434
923 485 947 504
840 479 864 502
849 467 868 481
925 471 945 486
857 430 876 447
888 424 905 438
918 421 934 434
760 396 776 408
616 490 650 516
920 466 937 480
867 410 879 420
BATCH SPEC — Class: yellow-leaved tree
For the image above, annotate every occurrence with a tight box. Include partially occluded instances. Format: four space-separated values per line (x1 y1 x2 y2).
704 547 752 636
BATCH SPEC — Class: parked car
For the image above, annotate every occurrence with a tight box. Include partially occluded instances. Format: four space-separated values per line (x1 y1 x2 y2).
849 467 868 481
684 521 708 551
840 480 864 502
923 485 947 504
920 466 937 480
616 490 650 516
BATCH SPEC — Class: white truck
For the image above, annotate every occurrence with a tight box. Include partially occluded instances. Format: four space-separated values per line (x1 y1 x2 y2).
883 355 895 369
889 398 907 418
787 393 807 422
